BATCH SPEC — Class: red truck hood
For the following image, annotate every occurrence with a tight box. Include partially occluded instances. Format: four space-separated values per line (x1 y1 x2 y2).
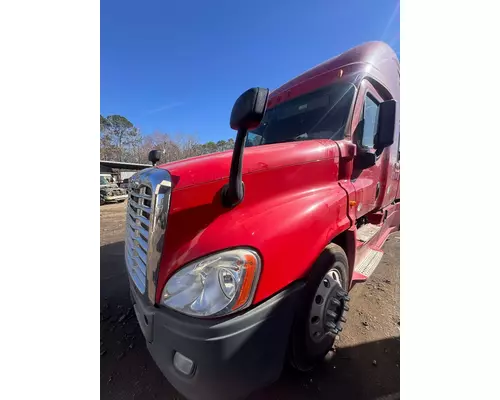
154 139 349 304
157 139 339 190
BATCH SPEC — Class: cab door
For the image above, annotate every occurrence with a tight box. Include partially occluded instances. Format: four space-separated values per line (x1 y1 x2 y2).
349 79 389 219
388 122 400 203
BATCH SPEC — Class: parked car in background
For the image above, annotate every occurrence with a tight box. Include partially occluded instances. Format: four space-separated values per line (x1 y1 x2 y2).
120 178 130 190
100 173 128 205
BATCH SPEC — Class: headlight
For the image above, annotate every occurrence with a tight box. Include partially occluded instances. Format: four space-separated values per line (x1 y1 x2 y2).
161 249 261 317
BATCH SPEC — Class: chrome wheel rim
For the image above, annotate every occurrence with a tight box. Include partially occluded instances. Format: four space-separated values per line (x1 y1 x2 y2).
308 265 345 343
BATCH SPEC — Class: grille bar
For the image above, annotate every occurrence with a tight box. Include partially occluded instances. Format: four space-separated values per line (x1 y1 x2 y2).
126 226 149 252
125 245 146 270
125 244 147 274
126 216 149 240
127 209 150 228
130 192 152 200
125 252 146 293
129 198 151 213
126 236 147 265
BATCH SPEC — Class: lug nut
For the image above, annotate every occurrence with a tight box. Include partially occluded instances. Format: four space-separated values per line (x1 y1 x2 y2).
330 298 341 307
326 321 337 330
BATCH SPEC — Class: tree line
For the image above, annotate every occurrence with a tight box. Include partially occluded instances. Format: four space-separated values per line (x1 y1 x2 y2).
100 114 235 164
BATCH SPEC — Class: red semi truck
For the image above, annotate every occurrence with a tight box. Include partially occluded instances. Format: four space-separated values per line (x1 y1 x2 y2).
125 41 400 400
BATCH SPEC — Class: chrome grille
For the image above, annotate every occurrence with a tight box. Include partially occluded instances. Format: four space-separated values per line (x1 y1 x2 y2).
125 168 172 301
125 185 152 293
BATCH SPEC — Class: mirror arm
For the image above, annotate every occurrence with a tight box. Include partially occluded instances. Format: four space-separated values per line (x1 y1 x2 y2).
222 128 248 208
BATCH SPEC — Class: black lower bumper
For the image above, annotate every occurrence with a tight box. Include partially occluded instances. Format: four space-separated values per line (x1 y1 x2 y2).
130 282 304 400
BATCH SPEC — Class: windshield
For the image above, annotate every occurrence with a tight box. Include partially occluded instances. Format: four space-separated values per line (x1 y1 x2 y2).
246 81 356 147
100 176 112 185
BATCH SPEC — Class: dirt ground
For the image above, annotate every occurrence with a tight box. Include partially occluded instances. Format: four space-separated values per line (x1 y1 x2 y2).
101 202 400 400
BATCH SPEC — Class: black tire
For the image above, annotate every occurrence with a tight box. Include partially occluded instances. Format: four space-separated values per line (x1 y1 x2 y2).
100 195 105 206
288 243 349 371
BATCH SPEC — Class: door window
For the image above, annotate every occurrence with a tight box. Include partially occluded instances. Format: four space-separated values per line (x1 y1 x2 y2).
361 95 379 149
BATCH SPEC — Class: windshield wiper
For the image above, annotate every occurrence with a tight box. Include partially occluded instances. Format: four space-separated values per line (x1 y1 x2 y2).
293 133 308 141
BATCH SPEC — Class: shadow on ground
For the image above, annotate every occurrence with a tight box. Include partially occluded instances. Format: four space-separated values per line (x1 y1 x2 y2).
101 241 399 400
250 336 400 400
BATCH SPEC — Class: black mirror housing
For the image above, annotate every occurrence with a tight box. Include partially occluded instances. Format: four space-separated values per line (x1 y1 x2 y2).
230 88 269 131
354 151 376 169
374 99 397 150
148 149 161 166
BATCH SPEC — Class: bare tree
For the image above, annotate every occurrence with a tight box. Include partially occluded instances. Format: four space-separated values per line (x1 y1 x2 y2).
100 115 143 162
100 114 235 164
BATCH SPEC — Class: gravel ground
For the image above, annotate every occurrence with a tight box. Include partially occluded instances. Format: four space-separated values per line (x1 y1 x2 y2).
101 201 400 400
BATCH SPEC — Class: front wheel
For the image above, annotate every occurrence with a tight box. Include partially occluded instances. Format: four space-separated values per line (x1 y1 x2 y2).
288 243 350 371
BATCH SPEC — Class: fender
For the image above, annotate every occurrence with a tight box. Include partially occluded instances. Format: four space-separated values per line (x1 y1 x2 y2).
156 157 353 305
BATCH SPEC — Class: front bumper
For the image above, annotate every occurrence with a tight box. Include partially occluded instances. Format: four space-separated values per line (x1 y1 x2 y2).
130 281 304 400
103 194 128 202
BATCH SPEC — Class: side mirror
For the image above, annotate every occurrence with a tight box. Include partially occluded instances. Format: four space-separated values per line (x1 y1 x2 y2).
148 149 161 166
374 99 397 150
222 87 269 208
230 88 269 131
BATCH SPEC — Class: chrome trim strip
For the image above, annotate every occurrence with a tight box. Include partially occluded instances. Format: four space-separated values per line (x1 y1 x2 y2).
147 175 172 303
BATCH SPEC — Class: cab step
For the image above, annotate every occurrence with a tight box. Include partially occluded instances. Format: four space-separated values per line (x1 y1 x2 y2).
352 249 384 282
357 223 382 243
